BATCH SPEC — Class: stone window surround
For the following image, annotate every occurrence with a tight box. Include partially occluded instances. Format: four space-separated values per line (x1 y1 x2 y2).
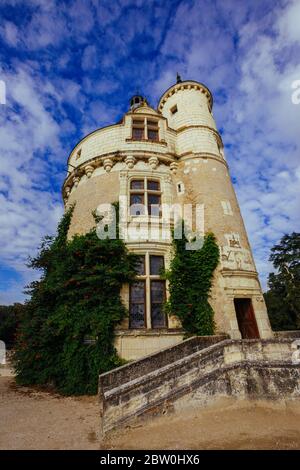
120 170 173 225
224 288 272 340
221 200 233 216
128 116 163 143
129 176 162 217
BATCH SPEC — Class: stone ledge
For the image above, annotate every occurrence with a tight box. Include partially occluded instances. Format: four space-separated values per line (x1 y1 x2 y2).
114 328 185 337
99 338 300 435
275 330 300 339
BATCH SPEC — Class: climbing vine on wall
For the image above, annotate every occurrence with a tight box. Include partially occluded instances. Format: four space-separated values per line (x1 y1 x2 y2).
165 223 220 336
13 204 138 395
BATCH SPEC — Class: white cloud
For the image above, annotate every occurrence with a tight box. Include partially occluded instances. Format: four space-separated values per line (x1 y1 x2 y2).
151 0 300 289
0 0 299 304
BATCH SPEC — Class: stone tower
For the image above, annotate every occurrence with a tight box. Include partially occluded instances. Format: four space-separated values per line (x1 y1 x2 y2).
63 79 273 360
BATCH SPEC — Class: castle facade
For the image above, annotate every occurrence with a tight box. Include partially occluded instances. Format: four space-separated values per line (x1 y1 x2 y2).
63 79 273 360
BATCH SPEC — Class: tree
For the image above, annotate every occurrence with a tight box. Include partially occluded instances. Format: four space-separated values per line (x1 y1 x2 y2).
264 232 300 331
13 205 138 395
0 303 25 348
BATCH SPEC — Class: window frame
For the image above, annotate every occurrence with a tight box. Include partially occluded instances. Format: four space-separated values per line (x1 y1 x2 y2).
131 117 160 142
129 177 162 218
129 280 147 329
129 253 168 329
170 104 178 115
150 279 167 328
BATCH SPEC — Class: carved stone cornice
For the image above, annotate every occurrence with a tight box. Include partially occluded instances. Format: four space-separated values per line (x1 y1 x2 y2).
158 80 213 112
221 269 258 279
62 151 180 204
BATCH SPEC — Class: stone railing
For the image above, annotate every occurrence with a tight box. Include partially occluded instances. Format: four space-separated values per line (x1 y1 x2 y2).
274 330 300 339
99 338 300 436
99 334 227 393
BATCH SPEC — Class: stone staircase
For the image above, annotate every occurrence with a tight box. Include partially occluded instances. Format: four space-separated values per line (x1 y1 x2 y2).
99 335 300 436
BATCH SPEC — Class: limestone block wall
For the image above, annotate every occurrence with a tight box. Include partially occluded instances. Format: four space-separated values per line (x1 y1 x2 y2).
66 171 120 238
158 84 216 131
63 79 274 350
171 152 272 340
68 112 176 173
176 127 220 155
114 330 185 361
99 338 300 435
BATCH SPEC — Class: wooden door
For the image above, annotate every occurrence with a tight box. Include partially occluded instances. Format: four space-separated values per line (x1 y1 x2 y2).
234 298 260 339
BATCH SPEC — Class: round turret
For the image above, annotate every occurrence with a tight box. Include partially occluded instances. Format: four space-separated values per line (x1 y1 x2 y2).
62 78 273 360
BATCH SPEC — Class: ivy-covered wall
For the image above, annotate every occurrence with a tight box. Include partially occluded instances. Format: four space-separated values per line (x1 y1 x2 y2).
13 206 138 395
165 226 220 336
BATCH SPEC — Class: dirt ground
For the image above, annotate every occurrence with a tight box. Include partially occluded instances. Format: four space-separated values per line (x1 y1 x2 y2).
1 377 300 450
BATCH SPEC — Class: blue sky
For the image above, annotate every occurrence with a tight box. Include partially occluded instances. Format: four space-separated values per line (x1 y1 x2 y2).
0 0 299 304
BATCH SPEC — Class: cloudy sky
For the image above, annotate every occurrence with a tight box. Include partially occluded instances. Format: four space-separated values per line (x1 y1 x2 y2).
0 0 299 304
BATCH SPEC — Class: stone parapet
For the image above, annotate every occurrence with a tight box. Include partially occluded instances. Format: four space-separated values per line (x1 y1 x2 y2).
99 338 300 436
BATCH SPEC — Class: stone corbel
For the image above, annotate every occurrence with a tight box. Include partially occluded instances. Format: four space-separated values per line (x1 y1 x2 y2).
103 158 113 173
170 162 178 174
65 186 71 198
84 165 94 178
73 176 80 187
125 155 136 169
149 156 159 170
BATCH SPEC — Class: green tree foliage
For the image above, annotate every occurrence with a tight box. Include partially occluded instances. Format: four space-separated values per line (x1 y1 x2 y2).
264 232 300 331
13 205 137 395
0 303 25 348
165 225 219 335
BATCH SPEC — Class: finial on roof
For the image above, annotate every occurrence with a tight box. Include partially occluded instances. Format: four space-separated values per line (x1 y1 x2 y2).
176 73 182 83
129 94 148 111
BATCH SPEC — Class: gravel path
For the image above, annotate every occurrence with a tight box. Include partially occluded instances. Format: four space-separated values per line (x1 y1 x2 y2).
1 377 300 450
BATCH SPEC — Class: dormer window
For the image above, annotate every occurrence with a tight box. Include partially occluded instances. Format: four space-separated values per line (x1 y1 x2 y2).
132 119 145 140
131 118 159 142
170 104 178 115
147 120 159 141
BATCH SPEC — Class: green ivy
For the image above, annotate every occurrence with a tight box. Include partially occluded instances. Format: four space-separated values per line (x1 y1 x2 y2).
165 223 220 336
13 205 137 395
